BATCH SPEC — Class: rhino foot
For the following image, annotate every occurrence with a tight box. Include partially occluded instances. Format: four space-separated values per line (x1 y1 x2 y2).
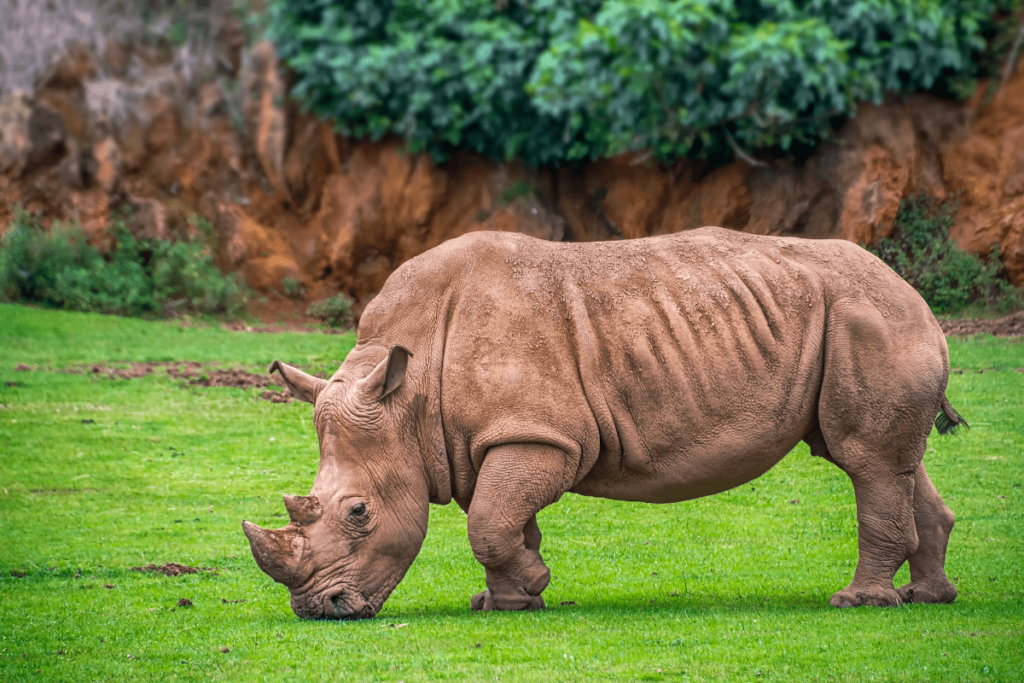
829 586 902 608
897 579 957 605
471 589 545 612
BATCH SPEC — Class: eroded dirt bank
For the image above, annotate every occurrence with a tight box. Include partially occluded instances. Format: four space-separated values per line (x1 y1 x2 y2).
2 37 1023 319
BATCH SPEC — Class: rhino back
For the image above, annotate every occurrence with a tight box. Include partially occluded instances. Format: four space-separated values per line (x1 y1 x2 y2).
362 229 934 504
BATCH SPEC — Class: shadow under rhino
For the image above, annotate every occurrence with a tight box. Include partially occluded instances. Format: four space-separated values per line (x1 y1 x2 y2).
243 228 967 620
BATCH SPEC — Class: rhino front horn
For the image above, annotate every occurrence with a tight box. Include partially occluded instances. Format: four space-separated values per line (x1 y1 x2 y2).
283 494 322 526
241 520 309 587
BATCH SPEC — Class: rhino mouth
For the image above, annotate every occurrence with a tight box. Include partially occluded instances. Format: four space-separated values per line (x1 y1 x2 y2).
328 590 376 620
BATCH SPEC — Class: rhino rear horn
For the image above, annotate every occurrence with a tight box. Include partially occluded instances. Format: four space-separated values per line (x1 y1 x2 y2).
241 520 309 587
269 360 327 403
283 494 322 526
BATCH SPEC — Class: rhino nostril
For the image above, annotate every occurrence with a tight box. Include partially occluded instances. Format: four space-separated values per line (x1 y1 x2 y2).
331 591 360 619
330 592 348 615
330 591 374 620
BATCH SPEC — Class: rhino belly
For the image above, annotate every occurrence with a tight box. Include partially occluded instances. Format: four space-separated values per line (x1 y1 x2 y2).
570 410 812 504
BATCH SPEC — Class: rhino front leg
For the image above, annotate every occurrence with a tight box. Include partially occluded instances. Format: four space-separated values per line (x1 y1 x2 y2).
467 443 572 611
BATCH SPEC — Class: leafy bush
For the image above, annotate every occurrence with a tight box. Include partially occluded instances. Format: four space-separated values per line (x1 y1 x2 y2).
280 276 306 299
874 195 1022 315
0 208 249 317
306 293 354 328
268 0 1015 166
500 179 535 203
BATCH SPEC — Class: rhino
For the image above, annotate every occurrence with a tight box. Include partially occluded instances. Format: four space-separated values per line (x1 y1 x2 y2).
242 228 966 619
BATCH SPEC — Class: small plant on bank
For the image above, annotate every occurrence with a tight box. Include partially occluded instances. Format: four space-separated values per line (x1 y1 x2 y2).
873 194 1022 316
0 207 249 317
500 180 535 204
306 293 354 329
280 276 306 299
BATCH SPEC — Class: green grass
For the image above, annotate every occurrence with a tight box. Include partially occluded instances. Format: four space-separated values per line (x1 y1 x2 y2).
1 303 1022 682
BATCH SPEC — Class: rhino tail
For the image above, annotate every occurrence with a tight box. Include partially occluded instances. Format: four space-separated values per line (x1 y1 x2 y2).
935 396 969 436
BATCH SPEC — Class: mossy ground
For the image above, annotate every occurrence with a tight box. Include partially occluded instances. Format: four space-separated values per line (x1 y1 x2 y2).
1 304 1021 682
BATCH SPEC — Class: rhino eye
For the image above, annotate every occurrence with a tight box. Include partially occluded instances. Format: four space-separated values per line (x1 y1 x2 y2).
350 503 366 517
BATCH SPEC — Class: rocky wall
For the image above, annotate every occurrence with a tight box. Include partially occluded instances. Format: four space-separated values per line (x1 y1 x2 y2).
2 38 1022 321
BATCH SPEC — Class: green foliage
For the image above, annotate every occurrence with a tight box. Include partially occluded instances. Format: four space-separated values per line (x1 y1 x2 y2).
280 276 306 299
874 195 1022 315
306 292 354 328
0 208 249 318
500 179 536 203
268 0 1016 166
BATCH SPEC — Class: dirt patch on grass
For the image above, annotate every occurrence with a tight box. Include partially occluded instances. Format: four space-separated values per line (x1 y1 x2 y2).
93 363 156 379
171 367 275 389
169 366 296 402
20 361 299 402
940 311 1024 337
222 321 349 335
130 562 216 576
261 388 294 403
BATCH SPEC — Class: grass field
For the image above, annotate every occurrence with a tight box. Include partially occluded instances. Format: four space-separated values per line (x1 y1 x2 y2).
1 303 1022 682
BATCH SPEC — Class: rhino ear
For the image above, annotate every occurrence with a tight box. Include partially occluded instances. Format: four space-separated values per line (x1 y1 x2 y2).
355 346 412 401
269 360 327 404
283 494 322 526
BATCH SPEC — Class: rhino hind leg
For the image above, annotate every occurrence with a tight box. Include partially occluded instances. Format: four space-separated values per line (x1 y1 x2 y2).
468 443 572 611
896 461 957 604
827 462 919 608
817 302 947 608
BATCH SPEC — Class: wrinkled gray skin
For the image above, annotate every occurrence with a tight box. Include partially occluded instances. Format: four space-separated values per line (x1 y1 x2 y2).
243 228 965 619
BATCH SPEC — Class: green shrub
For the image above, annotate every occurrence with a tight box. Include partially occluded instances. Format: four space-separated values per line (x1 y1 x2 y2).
500 179 535 204
268 0 1015 166
0 208 249 318
874 195 1022 316
280 276 306 299
306 293 354 328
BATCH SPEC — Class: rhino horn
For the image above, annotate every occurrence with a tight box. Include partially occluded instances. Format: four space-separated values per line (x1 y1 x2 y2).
241 520 308 587
283 494 322 526
269 360 328 404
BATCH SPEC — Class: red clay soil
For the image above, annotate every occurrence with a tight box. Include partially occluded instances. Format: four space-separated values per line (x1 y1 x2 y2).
939 311 1024 337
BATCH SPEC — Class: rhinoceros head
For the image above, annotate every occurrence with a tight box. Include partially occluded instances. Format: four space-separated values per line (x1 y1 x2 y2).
242 345 430 620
